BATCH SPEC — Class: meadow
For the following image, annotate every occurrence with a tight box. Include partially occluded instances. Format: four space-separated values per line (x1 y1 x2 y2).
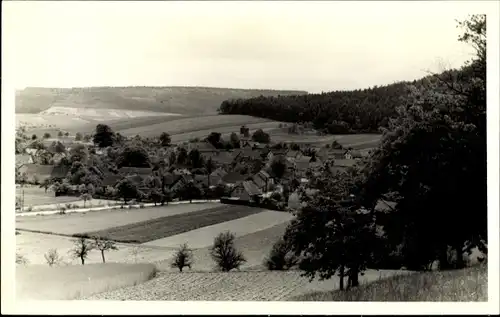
289 265 488 301
16 202 218 235
16 263 158 300
16 187 80 207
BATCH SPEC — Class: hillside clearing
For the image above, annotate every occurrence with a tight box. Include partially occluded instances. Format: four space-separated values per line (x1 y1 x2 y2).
290 265 488 301
82 205 265 243
16 187 80 207
83 270 406 301
16 263 157 300
117 114 273 138
144 210 293 249
16 203 218 235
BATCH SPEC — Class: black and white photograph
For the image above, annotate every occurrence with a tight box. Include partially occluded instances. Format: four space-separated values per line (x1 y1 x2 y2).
2 0 499 314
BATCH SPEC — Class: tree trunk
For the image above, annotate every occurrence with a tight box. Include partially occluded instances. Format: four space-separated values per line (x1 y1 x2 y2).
455 243 465 269
179 266 183 273
83 200 86 208
347 267 359 288
101 250 106 263
81 256 85 265
339 265 345 291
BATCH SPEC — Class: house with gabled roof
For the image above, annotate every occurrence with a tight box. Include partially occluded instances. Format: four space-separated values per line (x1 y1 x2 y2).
188 141 219 153
193 174 222 188
230 180 262 202
211 167 228 178
267 149 289 162
221 171 249 187
250 170 274 192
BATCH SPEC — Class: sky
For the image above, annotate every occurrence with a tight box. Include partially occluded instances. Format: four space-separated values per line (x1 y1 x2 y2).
2 1 488 93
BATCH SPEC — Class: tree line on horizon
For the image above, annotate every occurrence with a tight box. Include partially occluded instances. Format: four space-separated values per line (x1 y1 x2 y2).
218 66 475 135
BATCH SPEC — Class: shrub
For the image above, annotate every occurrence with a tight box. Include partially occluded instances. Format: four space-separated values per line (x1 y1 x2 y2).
171 243 194 272
58 207 66 215
16 253 29 265
65 203 73 209
210 231 246 272
26 205 33 212
44 248 63 266
139 203 145 209
265 238 298 270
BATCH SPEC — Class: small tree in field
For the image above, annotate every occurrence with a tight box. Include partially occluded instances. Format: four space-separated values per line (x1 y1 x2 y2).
170 243 194 272
92 236 118 263
210 231 246 272
16 253 29 265
44 248 62 266
70 236 93 265
43 132 51 139
80 193 92 208
75 132 83 141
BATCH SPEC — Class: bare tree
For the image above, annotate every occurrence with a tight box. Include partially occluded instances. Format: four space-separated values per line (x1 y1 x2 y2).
92 236 118 263
170 243 194 272
70 236 93 265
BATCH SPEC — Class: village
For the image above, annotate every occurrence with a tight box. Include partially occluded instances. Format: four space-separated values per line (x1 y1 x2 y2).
15 124 367 212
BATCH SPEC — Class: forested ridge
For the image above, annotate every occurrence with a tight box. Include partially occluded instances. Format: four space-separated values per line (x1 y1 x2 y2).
218 69 474 134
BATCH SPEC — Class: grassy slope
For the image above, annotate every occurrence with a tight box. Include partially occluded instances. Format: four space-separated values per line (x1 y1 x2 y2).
15 86 307 114
81 205 264 243
290 265 488 301
16 263 158 300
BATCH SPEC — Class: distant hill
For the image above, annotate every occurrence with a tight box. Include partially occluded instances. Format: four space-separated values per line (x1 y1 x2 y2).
15 86 307 114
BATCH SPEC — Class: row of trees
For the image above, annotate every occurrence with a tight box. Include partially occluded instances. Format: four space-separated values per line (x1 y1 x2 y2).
274 15 487 290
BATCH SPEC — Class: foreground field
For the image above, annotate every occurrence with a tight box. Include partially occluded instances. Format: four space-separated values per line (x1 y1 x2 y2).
290 265 488 301
83 205 266 243
16 263 157 300
83 270 406 301
16 220 291 269
16 203 218 235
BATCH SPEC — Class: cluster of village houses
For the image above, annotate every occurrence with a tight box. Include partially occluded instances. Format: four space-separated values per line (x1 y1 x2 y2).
15 134 367 204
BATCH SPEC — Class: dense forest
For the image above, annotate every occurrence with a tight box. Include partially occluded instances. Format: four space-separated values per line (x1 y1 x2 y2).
218 69 473 134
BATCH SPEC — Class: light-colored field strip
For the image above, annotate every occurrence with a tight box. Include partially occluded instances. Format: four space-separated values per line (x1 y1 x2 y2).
83 270 408 301
16 203 219 234
16 231 179 266
142 210 294 249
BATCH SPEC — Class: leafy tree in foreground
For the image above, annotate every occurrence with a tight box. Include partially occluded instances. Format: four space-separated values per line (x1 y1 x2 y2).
92 237 118 263
43 132 51 139
284 169 376 290
80 193 92 208
357 14 486 270
171 243 194 272
210 231 246 272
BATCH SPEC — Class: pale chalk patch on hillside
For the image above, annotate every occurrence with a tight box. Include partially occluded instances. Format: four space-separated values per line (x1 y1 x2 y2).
143 210 294 249
40 106 181 119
